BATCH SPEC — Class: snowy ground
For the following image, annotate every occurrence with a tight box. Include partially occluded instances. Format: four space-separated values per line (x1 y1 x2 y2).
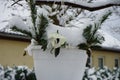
0 0 120 48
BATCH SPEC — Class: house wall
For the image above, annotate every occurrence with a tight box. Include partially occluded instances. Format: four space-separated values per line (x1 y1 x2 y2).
92 50 120 70
0 39 33 68
0 38 120 69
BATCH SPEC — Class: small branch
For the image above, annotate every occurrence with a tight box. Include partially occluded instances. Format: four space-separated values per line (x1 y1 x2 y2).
11 0 23 6
36 0 120 11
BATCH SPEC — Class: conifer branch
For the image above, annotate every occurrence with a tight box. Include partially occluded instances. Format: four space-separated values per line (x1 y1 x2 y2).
11 26 32 37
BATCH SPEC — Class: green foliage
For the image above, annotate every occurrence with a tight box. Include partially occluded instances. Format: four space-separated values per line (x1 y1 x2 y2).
1 65 120 80
14 66 37 80
78 12 112 51
26 0 49 51
77 43 88 50
26 72 37 80
35 14 49 50
15 69 24 80
77 24 104 52
11 0 64 57
11 14 49 50
11 26 32 38
83 24 104 46
99 12 112 25
90 45 102 49
0 65 37 80
28 0 37 27
83 67 120 80
4 67 13 80
11 0 49 51
78 12 111 67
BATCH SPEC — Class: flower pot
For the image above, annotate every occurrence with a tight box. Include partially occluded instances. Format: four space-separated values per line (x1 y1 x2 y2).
30 46 87 80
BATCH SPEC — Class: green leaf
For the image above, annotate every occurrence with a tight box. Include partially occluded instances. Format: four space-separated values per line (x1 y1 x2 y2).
100 12 112 25
92 23 99 36
28 0 37 27
40 39 48 51
83 25 92 40
34 14 49 51
77 43 88 50
82 12 111 50
11 26 32 38
26 72 37 80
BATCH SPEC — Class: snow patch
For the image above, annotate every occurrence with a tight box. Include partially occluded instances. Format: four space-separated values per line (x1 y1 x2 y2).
47 23 86 47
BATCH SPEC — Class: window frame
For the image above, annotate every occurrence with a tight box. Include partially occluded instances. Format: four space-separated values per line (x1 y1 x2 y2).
98 57 104 68
114 58 120 68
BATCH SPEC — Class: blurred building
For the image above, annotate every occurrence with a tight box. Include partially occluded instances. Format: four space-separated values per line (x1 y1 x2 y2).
0 31 120 69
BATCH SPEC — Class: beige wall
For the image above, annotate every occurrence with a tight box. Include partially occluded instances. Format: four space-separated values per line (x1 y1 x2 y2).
92 50 120 69
1 38 120 69
0 39 33 68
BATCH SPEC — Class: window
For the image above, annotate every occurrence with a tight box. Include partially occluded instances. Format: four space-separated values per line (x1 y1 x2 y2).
115 58 119 68
98 57 104 68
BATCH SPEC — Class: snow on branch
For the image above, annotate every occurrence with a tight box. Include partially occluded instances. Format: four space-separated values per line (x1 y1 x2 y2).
36 0 120 11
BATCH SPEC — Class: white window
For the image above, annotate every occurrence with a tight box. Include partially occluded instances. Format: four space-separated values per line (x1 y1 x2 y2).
98 57 104 68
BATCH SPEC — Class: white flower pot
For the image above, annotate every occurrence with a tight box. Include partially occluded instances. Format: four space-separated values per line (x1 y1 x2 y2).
30 46 87 80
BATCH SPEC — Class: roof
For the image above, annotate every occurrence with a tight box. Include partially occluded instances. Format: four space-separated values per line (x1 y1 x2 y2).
0 31 30 42
93 46 120 53
0 31 120 53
